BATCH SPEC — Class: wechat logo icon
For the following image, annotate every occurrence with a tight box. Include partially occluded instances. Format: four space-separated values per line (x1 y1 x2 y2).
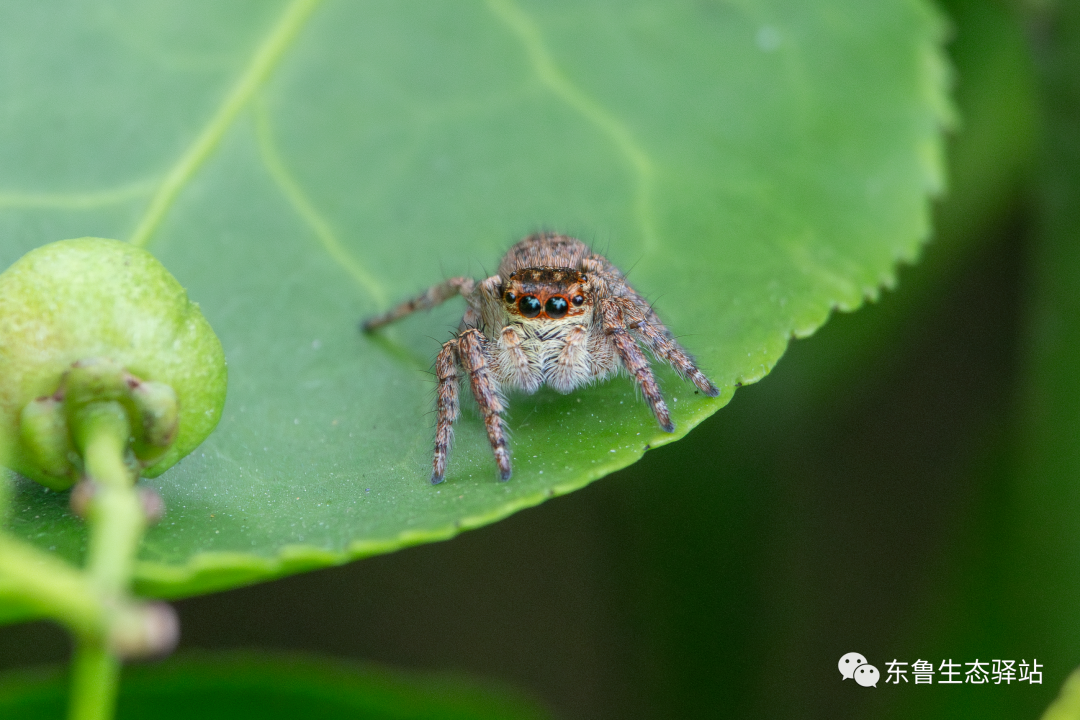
839 652 879 687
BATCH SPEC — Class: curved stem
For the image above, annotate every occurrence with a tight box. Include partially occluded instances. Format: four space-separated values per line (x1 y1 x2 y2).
68 402 145 720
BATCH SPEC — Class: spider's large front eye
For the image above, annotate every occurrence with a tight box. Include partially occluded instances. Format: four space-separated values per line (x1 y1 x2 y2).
545 296 569 319
518 295 541 318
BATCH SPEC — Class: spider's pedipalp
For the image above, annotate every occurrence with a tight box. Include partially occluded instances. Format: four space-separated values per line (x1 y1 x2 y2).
362 276 476 331
497 325 540 393
601 299 674 433
550 324 590 393
457 329 512 481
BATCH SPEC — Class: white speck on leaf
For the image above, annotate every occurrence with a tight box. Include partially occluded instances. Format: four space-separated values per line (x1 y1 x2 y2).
757 25 782 52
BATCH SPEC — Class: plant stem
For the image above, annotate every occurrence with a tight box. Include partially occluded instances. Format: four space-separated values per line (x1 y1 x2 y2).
69 640 119 720
68 401 145 720
0 535 104 636
76 402 144 595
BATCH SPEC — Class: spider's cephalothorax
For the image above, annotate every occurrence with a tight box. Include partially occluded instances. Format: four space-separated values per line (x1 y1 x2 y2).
362 233 719 483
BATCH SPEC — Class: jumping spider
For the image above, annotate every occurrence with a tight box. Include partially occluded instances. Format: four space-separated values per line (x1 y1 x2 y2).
363 232 719 483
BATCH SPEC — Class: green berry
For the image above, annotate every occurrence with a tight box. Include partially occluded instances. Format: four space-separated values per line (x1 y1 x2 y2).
0 238 227 489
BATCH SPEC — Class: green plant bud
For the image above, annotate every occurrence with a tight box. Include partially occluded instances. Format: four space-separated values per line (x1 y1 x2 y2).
128 379 179 463
19 396 76 489
0 238 227 488
62 358 132 409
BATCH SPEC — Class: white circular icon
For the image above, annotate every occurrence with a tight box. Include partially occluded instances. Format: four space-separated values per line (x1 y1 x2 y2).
855 664 880 687
838 652 867 680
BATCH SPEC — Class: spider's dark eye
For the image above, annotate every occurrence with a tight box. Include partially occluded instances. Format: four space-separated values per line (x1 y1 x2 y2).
545 296 569 319
518 295 541 318
571 294 585 306
504 291 516 303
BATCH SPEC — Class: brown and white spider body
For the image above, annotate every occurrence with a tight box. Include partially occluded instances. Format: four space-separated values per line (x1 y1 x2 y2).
363 233 719 483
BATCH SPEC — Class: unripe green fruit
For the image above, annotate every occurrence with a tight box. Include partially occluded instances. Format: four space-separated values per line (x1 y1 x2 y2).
0 238 227 489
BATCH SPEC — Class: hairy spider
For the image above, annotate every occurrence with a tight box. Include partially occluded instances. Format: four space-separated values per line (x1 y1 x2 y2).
362 232 719 483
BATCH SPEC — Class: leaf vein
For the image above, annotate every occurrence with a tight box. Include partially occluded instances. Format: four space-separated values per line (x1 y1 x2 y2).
0 180 155 210
486 0 659 251
127 0 323 248
255 101 387 305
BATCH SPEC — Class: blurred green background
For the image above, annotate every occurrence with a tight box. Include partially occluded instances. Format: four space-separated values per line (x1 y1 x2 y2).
4 0 1079 718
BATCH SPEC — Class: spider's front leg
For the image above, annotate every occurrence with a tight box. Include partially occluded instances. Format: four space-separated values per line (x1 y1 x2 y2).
431 338 461 484
362 276 476 331
600 300 675 433
456 328 512 481
613 298 720 397
431 330 511 484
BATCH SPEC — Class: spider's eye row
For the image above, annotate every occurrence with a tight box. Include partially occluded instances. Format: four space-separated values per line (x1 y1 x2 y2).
504 291 516 303
571 294 585 306
545 296 569 319
518 295 542 318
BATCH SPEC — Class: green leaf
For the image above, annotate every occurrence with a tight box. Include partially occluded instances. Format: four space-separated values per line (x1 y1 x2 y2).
0 0 950 599
1044 670 1080 720
587 1 1040 714
0 651 551 720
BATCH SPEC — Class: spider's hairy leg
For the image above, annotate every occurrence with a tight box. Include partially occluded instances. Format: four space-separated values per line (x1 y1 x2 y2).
458 328 512 481
601 300 674 433
361 276 476 331
431 339 460 484
615 298 720 397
